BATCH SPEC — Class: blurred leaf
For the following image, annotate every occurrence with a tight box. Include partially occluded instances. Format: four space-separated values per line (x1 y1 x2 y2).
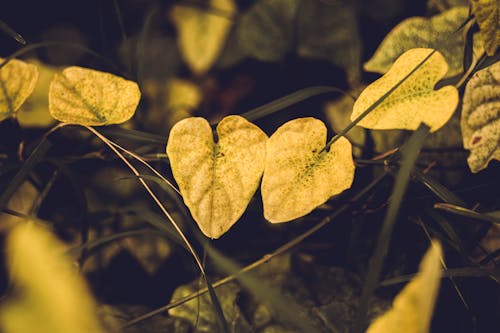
0 223 105 333
237 0 300 62
324 88 366 157
427 0 469 12
0 58 38 121
471 0 500 55
166 115 267 238
364 6 470 78
353 48 459 132
461 61 500 172
297 0 361 83
170 0 237 75
359 0 405 21
17 60 58 128
48 66 141 126
261 118 355 223
366 242 443 333
0 181 39 232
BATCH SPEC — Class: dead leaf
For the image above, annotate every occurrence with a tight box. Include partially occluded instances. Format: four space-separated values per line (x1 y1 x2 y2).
166 115 267 238
0 58 38 121
170 0 236 75
461 60 500 172
261 118 355 223
366 241 443 333
352 48 459 132
48 66 141 126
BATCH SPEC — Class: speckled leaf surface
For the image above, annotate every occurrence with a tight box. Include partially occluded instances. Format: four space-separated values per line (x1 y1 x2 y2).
48 66 140 126
261 118 355 223
471 0 500 55
366 242 443 333
0 58 38 121
352 48 459 132
166 115 267 238
364 7 471 78
170 0 236 75
461 61 500 173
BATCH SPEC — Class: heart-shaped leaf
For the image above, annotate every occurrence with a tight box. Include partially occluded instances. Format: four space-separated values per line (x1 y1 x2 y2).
352 48 459 132
364 7 472 78
261 118 355 223
461 61 500 173
471 0 500 55
366 241 443 333
166 115 267 238
0 58 38 121
170 0 236 75
0 224 106 333
48 66 141 126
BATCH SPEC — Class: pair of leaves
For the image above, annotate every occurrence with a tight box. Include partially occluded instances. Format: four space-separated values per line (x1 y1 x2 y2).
166 116 355 238
461 60 500 172
366 242 443 333
0 223 105 333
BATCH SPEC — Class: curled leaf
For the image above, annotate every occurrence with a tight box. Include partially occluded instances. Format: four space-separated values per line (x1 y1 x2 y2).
261 118 355 223
366 241 443 333
352 48 459 132
170 0 236 75
0 58 38 121
48 66 141 126
461 61 500 173
166 115 267 238
0 223 105 333
364 7 471 78
471 0 500 56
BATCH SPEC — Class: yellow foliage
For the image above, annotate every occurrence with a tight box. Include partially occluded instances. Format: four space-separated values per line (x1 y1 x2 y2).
366 241 443 333
49 66 141 126
167 115 267 238
0 223 106 333
17 59 58 128
471 0 500 55
0 58 38 121
170 0 237 75
261 118 355 223
352 48 458 132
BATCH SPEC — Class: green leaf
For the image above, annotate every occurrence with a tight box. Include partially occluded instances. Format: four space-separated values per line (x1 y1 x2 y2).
166 115 267 238
471 0 500 55
461 60 500 172
0 58 38 121
48 66 141 126
169 0 236 74
353 48 459 132
364 7 471 78
261 117 355 223
296 0 361 83
366 242 443 333
237 0 299 62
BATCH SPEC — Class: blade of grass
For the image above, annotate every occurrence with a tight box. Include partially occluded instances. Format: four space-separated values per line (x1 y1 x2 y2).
352 124 430 333
434 203 500 225
100 127 167 144
238 86 353 122
0 20 26 45
413 168 466 206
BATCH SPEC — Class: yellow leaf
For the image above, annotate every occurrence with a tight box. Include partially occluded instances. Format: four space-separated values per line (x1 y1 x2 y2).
17 59 58 128
170 0 236 75
0 58 38 121
352 48 459 132
166 115 267 238
471 0 500 56
0 223 105 333
261 118 355 223
364 7 471 78
461 61 500 173
48 66 141 126
366 241 443 333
